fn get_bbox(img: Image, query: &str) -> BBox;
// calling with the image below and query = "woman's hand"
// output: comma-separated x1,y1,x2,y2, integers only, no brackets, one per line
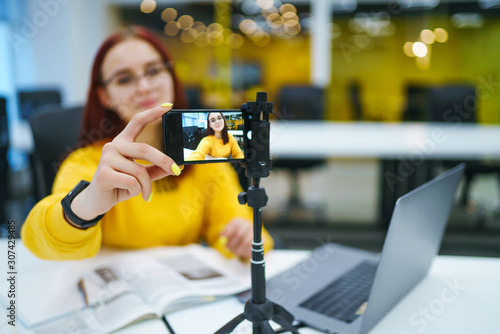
70,104,180,221
220,218,253,260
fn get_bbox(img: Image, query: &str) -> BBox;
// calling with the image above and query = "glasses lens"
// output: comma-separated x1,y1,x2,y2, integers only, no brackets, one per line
210,116,224,123
145,63,166,79
114,75,134,86
104,62,168,89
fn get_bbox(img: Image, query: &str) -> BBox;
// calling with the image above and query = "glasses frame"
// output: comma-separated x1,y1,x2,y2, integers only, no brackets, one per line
209,115,225,124
100,60,174,89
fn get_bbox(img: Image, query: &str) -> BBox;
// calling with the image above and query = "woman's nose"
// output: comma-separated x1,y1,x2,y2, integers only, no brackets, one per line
135,76,152,93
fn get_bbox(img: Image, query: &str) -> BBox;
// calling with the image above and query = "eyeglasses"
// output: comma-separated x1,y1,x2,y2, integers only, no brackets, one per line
101,61,172,90
209,115,224,124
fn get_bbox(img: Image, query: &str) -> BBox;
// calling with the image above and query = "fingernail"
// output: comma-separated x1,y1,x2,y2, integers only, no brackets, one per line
216,236,233,258
218,236,228,247
171,163,181,176
179,165,184,171
161,102,173,108
147,193,153,203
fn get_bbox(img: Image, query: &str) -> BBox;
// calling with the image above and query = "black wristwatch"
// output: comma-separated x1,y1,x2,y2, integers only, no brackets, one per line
61,180,104,229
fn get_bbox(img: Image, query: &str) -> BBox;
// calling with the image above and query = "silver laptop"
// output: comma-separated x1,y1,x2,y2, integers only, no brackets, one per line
266,163,464,334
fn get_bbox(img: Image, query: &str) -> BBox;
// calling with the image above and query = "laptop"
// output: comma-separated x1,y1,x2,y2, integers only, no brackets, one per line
266,163,465,334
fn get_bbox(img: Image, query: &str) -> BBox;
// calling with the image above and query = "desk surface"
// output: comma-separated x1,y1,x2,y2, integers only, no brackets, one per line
12,120,500,160
270,121,500,159
166,254,500,334
1,241,499,334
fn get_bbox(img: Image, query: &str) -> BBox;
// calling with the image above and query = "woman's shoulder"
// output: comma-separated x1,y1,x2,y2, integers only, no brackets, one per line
52,139,110,190
62,139,109,165
227,132,239,143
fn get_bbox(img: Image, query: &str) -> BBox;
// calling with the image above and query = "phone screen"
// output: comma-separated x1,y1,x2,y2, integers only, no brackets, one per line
163,110,245,165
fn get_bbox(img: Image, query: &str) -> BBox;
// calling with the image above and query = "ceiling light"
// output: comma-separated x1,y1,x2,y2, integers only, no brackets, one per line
412,42,428,57
434,28,448,43
420,29,435,44
161,8,177,22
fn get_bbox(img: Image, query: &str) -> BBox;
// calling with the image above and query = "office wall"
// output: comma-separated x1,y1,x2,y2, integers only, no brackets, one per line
327,15,500,123
164,35,311,108
0,20,24,170
0,22,17,120
161,12,500,124
5,1,499,123
9,0,118,106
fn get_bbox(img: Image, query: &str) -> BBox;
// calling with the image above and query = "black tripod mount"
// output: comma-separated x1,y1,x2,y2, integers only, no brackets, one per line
215,93,299,334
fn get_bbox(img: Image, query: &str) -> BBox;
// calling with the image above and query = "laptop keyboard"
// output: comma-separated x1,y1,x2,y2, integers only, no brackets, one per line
299,261,378,323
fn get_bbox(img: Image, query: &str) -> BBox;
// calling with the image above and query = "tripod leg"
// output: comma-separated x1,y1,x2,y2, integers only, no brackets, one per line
215,313,246,334
272,304,300,334
259,321,275,334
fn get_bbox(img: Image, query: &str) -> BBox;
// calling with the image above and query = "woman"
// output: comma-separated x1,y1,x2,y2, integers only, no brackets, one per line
21,26,273,260
187,112,244,161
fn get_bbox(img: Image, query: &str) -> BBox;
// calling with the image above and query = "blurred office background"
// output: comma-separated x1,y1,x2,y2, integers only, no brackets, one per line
1,0,499,255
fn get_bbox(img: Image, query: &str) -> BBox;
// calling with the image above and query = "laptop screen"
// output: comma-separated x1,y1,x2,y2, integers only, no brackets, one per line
360,164,464,333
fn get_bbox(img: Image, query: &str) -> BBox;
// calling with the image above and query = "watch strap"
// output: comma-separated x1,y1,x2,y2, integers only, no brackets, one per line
61,180,104,229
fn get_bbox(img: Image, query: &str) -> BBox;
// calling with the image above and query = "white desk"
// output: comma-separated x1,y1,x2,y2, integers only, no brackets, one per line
13,120,500,160
270,121,500,159
269,121,500,224
1,241,499,334
166,254,500,334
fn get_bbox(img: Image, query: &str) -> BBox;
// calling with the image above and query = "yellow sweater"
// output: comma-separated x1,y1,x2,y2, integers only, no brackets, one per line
187,133,244,161
21,140,273,260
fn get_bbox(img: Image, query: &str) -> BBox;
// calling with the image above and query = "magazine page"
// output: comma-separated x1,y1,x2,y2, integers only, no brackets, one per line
113,245,251,315
154,245,250,295
24,244,252,333
77,264,157,333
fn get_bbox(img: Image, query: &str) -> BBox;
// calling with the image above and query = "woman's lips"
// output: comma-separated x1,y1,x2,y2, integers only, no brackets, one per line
139,100,158,109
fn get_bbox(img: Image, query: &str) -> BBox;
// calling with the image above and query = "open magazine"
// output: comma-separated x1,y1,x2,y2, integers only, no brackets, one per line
29,245,251,334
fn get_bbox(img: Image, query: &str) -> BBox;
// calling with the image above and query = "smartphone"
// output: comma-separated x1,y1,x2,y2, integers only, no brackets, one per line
163,109,246,165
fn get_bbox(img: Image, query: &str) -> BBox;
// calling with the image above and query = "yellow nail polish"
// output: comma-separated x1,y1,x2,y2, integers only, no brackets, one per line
171,163,181,176
147,193,153,203
179,165,184,171
161,102,173,108
218,236,228,246
216,236,234,258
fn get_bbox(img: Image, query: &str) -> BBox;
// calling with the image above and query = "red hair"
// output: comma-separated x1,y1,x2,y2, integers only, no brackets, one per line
206,112,229,145
79,26,188,146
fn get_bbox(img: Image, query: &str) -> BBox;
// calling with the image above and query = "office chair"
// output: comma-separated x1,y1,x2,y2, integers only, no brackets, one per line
427,84,500,210
348,81,363,121
185,87,204,109
402,84,430,121
183,126,203,150
18,89,61,120
380,84,436,226
273,85,326,223
28,105,83,201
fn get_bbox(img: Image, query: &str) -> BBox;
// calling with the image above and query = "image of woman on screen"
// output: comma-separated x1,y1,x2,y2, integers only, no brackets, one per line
186,112,244,161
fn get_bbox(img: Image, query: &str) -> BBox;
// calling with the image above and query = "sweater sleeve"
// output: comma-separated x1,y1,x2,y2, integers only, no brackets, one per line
21,146,103,260
201,163,274,257
229,134,244,159
187,137,211,161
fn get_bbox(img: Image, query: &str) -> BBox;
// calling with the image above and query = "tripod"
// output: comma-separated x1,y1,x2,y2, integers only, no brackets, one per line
215,93,299,334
